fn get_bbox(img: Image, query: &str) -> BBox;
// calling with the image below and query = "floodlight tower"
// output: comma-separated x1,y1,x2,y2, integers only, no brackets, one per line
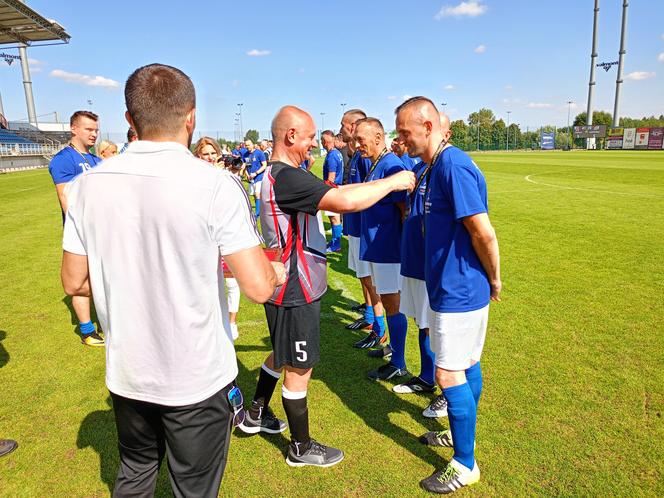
506,110,511,151
586,0,599,149
237,103,244,140
612,0,629,128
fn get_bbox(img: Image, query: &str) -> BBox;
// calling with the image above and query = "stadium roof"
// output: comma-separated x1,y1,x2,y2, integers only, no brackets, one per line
0,0,69,48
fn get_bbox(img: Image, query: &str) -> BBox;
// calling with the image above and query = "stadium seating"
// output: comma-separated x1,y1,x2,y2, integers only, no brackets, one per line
0,129,37,145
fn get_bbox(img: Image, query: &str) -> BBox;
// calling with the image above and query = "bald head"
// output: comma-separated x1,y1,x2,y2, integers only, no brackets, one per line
395,96,448,162
270,105,317,166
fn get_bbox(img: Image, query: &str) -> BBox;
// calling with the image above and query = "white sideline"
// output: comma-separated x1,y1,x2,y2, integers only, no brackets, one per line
524,172,661,198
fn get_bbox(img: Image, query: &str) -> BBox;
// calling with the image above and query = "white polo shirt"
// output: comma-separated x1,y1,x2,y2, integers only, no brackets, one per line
63,141,260,406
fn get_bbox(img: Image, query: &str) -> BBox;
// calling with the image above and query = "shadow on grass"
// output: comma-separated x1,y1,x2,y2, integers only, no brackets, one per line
77,397,172,497
316,284,448,470
0,330,8,368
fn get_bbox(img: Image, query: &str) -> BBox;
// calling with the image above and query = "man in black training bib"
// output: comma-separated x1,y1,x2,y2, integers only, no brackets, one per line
238,105,415,467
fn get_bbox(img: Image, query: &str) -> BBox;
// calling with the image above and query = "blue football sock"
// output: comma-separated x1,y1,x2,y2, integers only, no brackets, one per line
418,328,435,385
373,315,386,337
465,362,483,407
255,199,260,217
364,305,374,324
443,382,477,471
386,313,408,370
79,320,95,335
331,224,343,242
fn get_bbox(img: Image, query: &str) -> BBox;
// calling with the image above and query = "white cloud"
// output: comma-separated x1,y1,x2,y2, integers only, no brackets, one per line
658,53,664,63
527,102,553,109
444,84,455,90
387,95,397,100
27,58,44,73
246,49,270,57
625,71,655,80
402,94,413,101
49,69,119,89
435,1,487,19
474,44,486,54
504,84,513,91
502,98,521,105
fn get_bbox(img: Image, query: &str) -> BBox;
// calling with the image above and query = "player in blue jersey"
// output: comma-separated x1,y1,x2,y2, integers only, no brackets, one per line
245,139,267,217
340,109,385,338
396,97,501,494
48,110,104,347
354,118,410,382
391,136,420,171
320,130,344,252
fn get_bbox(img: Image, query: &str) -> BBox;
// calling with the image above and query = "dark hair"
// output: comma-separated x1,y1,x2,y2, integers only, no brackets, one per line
354,117,384,134
124,63,195,137
70,110,98,126
127,127,137,141
321,129,335,139
395,96,438,115
224,156,244,170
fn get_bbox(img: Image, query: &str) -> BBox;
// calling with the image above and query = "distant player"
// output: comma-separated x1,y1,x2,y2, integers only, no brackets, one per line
245,139,267,217
391,135,419,171
320,130,344,252
396,97,501,494
48,110,104,347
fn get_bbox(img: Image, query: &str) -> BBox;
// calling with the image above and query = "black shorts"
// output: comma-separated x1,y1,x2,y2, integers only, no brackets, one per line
264,299,321,369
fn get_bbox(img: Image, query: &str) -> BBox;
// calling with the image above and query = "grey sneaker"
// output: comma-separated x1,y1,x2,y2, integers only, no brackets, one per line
423,394,448,418
420,459,480,494
238,407,287,434
286,439,344,468
419,429,453,447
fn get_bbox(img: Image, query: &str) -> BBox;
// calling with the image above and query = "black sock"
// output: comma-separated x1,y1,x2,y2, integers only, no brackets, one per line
249,364,280,419
282,386,310,450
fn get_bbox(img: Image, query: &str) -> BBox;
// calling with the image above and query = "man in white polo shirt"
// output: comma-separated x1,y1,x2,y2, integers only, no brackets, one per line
60,63,284,497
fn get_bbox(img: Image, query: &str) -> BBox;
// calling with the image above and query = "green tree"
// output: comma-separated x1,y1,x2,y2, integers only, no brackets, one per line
491,119,506,150
468,108,495,150
450,119,468,149
507,123,522,149
573,111,612,127
244,129,259,143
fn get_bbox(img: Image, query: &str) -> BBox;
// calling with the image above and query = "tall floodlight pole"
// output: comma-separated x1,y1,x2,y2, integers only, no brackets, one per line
506,111,511,151
237,103,244,140
340,102,347,120
612,0,628,128
319,112,326,151
567,101,574,149
18,1,38,127
477,121,480,151
586,0,599,149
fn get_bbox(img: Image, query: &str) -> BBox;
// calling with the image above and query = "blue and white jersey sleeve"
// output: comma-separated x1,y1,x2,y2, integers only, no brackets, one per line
442,150,488,220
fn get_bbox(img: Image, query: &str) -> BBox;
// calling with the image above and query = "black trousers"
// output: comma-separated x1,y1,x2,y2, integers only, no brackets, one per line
110,383,234,498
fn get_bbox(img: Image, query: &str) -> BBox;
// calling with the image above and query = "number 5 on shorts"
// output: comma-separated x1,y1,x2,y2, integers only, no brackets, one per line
295,341,307,362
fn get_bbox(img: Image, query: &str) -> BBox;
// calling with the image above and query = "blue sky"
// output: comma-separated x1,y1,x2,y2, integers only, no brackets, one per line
0,0,662,139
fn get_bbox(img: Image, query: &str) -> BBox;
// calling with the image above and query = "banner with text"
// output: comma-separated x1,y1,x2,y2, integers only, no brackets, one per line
540,131,555,150
647,127,663,149
607,128,624,150
622,128,636,149
635,128,650,149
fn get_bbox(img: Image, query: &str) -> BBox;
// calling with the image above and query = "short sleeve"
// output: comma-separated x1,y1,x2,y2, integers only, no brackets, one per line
62,206,87,255
257,150,266,162
443,160,487,220
49,153,77,185
386,160,407,203
273,166,332,216
210,173,262,255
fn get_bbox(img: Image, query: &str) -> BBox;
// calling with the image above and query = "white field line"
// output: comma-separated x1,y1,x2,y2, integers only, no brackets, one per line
524,172,662,198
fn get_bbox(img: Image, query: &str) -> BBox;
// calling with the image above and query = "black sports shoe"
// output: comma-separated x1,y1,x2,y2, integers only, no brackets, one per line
286,439,344,468
367,344,393,359
0,439,18,457
353,331,387,349
419,429,453,447
367,363,409,381
393,376,436,394
350,303,366,313
238,407,287,434
423,394,449,418
420,459,480,494
345,318,371,330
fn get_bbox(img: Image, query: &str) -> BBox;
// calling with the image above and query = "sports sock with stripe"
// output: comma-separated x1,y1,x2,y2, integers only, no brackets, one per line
249,363,281,419
386,312,408,370
331,224,342,243
364,305,374,324
465,362,483,407
282,386,311,450
373,314,386,337
79,321,95,336
443,382,477,471
418,328,435,385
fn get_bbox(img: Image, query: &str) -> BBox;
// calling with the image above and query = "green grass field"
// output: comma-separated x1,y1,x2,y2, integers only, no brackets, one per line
1,150,663,497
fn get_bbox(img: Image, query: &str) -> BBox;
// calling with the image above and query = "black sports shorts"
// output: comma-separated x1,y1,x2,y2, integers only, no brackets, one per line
264,299,321,369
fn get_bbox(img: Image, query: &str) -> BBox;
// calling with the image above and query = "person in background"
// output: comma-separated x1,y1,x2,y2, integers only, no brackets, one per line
119,127,138,153
48,110,104,347
97,140,118,159
320,130,344,252
194,137,242,340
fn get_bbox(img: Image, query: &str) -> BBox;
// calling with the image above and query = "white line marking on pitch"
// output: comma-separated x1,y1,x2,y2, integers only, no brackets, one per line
524,172,662,198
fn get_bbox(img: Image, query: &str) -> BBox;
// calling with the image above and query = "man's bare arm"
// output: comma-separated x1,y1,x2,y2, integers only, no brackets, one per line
224,246,285,303
61,251,91,297
318,170,415,214
462,213,501,301
55,183,68,213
